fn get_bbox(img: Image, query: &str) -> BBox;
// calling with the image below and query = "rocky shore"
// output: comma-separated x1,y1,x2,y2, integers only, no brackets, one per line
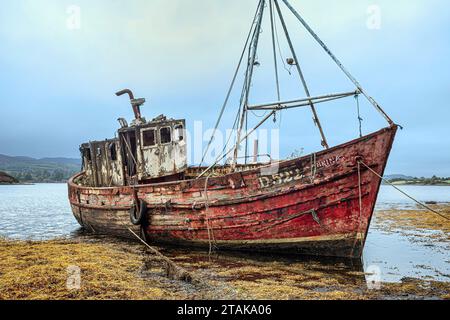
0,172,18,185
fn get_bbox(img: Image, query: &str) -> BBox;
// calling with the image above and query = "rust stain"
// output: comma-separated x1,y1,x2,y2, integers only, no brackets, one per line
69,126,398,259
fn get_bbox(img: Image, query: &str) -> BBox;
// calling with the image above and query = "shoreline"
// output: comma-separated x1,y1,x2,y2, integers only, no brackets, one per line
382,183,450,187
0,204,448,300
0,182,67,186
0,236,448,300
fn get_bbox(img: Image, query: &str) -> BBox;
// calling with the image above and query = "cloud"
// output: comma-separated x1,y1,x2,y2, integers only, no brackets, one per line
1,0,449,175
0,0,434,93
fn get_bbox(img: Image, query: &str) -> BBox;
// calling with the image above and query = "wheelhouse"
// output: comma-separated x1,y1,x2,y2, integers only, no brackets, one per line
80,98,187,187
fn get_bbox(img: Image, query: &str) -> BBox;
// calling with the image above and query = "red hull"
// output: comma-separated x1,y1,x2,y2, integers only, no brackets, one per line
68,126,397,258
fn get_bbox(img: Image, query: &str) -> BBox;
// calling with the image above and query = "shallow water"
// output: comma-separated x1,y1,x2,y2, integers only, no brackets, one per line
364,220,449,282
0,184,80,240
376,185,450,210
0,183,448,284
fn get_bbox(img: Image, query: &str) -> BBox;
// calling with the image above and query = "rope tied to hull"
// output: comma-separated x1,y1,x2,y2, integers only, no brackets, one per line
116,191,196,283
127,228,194,283
359,160,450,221
204,174,218,257
350,161,365,258
310,153,317,183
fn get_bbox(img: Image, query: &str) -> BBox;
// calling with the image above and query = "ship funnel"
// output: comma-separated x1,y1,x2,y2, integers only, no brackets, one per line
115,89,145,120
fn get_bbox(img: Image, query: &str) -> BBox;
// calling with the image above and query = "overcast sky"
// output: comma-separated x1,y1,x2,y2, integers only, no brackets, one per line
0,0,449,176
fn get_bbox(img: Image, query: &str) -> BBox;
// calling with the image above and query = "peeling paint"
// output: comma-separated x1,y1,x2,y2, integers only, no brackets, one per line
69,126,398,258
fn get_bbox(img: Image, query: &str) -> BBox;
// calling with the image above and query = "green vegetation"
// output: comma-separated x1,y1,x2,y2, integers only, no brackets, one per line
385,175,450,186
0,154,81,183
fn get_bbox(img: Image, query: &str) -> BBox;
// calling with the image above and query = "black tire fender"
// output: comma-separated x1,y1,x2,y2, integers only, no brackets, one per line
130,199,147,225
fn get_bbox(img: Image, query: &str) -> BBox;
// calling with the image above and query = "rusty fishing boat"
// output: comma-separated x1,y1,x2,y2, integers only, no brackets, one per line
68,0,398,258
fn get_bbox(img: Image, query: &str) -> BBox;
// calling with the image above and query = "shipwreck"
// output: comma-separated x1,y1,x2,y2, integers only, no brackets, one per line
68,0,398,258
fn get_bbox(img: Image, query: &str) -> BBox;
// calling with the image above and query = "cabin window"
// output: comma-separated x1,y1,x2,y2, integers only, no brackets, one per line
142,129,156,147
174,125,184,142
160,127,172,144
109,143,117,161
83,148,91,161
96,147,102,157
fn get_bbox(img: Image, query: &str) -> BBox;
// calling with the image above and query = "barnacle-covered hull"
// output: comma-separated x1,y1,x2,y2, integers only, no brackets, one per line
69,126,397,258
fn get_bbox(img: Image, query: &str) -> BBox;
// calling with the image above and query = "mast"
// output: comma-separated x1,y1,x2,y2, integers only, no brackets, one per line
232,0,266,169
200,0,395,178
269,0,281,102
199,2,263,167
273,0,329,149
280,0,394,125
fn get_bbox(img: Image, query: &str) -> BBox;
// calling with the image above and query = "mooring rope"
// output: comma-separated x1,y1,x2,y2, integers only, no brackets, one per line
127,228,194,283
359,161,450,221
310,153,317,183
114,197,195,283
357,162,364,241
350,162,365,257
204,174,217,256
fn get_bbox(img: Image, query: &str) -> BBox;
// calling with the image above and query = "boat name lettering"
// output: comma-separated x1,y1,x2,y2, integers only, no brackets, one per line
316,155,346,169
259,169,305,188
258,155,346,188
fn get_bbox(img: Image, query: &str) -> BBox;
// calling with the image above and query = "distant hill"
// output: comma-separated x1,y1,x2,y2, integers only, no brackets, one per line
384,174,416,181
0,154,81,183
384,173,450,186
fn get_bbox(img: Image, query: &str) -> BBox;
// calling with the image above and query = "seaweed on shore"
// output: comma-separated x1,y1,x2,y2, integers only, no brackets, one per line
0,204,449,300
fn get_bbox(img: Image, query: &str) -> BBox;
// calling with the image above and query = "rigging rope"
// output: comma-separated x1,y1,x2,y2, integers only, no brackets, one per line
269,0,281,102
357,162,364,243
281,0,394,125
245,108,249,163
350,162,365,257
204,174,217,256
269,0,280,124
273,0,329,149
355,94,363,138
250,109,269,118
272,0,292,75
199,1,262,167
359,161,450,221
233,0,266,168
219,104,242,165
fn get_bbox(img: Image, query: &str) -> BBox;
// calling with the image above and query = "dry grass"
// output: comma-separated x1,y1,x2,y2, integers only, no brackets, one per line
224,271,450,300
0,239,178,300
1,238,448,300
1,204,449,300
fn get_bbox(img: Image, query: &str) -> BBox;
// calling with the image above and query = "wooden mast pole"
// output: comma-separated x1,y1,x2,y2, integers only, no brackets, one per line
232,0,266,169
269,0,281,102
281,0,394,125
273,0,329,149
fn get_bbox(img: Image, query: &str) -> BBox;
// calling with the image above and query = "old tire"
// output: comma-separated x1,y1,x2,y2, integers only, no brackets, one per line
130,199,147,225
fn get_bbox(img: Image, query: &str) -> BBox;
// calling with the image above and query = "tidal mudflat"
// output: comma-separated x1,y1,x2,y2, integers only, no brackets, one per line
0,204,448,300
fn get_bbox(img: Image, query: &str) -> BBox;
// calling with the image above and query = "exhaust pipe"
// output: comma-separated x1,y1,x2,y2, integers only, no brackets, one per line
115,89,145,120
